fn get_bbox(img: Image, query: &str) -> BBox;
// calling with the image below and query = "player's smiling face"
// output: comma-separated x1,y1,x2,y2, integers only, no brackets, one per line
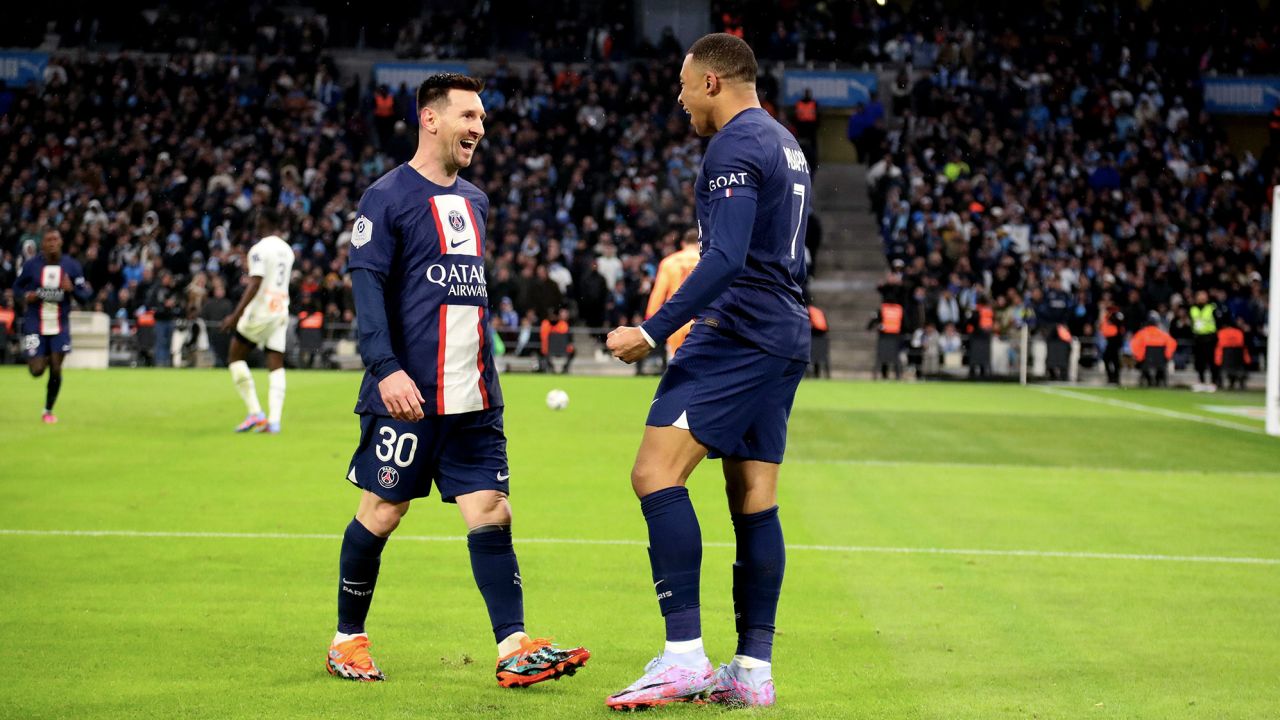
678,54,714,137
428,89,486,170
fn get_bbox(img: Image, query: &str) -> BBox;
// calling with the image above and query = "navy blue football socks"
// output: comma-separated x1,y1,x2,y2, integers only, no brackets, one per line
640,486,703,642
337,517,388,634
467,524,526,643
45,371,62,412
731,505,785,662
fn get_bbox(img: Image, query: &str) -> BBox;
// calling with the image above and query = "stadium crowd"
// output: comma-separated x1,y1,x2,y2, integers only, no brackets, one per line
3,1,1275,381
715,0,1279,76
857,0,1275,381
0,44,710,366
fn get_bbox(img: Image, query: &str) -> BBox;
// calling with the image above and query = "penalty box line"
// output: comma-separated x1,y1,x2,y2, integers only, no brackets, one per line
1,528,1277,566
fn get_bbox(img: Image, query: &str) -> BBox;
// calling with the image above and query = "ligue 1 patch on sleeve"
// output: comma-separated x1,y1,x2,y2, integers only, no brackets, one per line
351,215,374,248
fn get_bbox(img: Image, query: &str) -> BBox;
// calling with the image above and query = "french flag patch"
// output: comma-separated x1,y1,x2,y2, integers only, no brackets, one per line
724,188,733,198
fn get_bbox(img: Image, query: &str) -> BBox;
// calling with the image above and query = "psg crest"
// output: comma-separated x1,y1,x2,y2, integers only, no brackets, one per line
447,209,466,232
377,465,399,488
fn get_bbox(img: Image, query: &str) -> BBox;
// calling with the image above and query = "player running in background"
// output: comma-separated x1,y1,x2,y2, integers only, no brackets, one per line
13,229,92,423
645,228,701,358
326,73,589,687
605,33,811,710
220,210,294,434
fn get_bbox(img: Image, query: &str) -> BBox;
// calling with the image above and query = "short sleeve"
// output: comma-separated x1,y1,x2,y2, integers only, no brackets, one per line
247,243,266,278
347,189,397,275
702,132,762,202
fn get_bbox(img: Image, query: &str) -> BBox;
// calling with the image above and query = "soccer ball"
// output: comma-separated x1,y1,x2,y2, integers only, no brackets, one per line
545,389,569,411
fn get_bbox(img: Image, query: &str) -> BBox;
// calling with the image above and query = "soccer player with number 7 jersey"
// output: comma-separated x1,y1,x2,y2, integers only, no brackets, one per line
325,73,589,687
605,33,812,710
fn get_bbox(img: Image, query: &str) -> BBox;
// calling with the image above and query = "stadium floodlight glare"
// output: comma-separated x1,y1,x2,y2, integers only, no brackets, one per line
1267,186,1280,436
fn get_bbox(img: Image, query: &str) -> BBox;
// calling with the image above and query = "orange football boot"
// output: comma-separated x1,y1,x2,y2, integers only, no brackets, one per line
326,635,385,681
495,636,590,688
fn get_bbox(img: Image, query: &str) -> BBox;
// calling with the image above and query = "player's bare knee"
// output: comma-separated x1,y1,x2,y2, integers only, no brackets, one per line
359,500,408,537
475,500,512,528
631,461,680,498
460,491,512,528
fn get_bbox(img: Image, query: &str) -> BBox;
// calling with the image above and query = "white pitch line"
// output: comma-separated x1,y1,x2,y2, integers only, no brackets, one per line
1034,386,1268,435
1,528,1276,566
790,457,1280,478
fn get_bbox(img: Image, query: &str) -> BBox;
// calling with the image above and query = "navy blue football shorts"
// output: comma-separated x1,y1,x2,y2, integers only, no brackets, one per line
23,330,71,359
646,325,806,464
346,407,510,503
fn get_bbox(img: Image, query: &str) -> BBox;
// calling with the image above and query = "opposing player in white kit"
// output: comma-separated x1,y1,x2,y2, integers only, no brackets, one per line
221,209,295,434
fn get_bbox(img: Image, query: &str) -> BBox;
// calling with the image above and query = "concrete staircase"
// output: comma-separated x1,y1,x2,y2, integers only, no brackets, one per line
810,163,884,377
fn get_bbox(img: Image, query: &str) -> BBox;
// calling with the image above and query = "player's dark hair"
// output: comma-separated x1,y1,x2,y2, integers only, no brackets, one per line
416,73,484,113
257,208,281,235
687,33,757,85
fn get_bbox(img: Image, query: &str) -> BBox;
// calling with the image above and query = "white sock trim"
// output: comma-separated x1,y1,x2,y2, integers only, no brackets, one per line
333,631,367,644
664,638,705,655
732,654,771,669
497,631,529,657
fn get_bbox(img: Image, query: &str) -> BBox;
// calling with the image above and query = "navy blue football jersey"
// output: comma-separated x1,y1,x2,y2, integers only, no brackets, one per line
694,108,811,361
13,256,88,336
348,164,502,415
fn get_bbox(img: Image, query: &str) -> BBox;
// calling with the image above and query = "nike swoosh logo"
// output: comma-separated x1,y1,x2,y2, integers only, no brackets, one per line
343,579,368,585
654,579,665,588
450,238,469,248
496,472,510,482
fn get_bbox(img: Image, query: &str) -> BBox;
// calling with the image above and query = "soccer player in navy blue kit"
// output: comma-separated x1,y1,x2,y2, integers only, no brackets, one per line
325,74,589,686
605,34,810,709
13,229,92,424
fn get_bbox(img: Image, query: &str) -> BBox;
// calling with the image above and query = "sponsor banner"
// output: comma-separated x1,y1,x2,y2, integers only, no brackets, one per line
0,51,49,87
782,69,878,108
373,62,469,91
1202,76,1280,115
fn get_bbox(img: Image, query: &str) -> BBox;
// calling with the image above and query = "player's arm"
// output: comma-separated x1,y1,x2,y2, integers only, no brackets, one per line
609,138,759,363
644,196,754,338
66,262,92,304
14,264,36,305
220,274,262,332
348,190,424,421
609,196,755,363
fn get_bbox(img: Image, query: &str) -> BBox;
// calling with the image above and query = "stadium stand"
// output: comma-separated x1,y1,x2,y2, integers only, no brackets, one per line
2,0,1274,382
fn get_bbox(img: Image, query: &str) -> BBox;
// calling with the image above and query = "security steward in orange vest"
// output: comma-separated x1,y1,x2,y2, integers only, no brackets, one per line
965,296,995,378
868,301,904,379
793,88,819,149
539,306,575,374
1130,312,1176,387
1215,320,1251,390
1098,293,1126,385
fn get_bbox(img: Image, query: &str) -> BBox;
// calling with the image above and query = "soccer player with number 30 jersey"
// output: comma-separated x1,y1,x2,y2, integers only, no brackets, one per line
605,34,811,710
325,73,589,687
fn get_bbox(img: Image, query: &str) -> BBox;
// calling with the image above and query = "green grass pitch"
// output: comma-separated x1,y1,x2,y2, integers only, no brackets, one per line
3,367,1279,719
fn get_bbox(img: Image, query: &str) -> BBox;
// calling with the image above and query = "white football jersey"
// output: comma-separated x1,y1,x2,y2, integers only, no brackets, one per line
244,235,294,320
